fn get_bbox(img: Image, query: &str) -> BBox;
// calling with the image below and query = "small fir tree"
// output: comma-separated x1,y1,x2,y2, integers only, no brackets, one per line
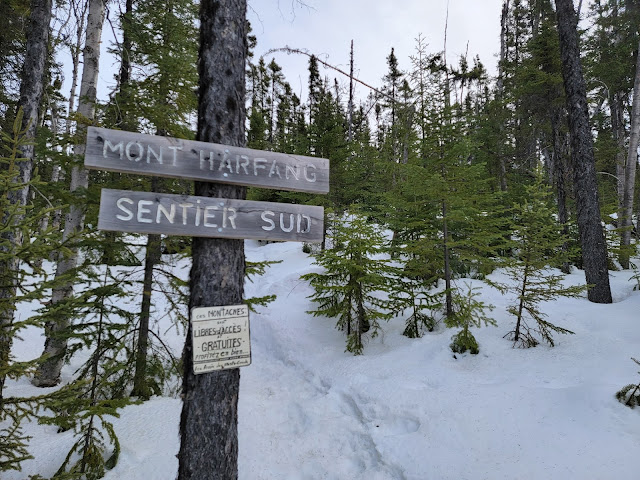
302,210,392,354
491,168,586,347
446,284,496,355
384,164,444,337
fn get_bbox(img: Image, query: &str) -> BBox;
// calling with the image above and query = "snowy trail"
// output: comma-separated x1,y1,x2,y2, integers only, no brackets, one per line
5,241,640,479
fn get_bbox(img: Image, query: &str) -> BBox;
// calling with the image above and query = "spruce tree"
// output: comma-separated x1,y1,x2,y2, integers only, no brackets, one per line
491,167,586,347
302,210,392,354
446,284,496,355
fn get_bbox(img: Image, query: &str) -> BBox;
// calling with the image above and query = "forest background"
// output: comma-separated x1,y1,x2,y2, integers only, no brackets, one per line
1,0,640,477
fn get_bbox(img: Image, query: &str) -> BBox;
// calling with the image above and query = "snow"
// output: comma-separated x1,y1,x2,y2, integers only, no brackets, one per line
4,240,640,479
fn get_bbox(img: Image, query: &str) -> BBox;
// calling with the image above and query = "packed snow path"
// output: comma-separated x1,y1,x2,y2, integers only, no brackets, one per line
5,241,640,479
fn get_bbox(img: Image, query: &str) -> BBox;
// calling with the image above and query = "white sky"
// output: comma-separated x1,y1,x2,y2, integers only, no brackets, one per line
248,0,504,102
82,0,504,108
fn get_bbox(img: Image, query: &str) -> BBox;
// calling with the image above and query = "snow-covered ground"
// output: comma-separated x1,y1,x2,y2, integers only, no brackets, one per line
5,240,640,479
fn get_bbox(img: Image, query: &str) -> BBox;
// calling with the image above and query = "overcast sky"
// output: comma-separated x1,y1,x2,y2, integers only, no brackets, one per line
85,0,505,107
248,0,505,102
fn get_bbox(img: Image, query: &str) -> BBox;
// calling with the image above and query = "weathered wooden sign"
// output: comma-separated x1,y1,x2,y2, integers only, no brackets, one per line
191,305,251,373
85,126,329,194
98,188,324,243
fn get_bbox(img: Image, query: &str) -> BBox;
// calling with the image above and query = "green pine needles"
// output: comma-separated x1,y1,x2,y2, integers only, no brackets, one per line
616,357,640,409
302,210,392,355
446,284,496,355
491,168,586,347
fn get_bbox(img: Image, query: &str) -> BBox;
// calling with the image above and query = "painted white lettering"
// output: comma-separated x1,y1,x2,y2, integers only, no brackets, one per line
200,150,214,170
236,155,250,174
280,213,295,232
103,140,124,160
115,197,134,221
219,151,233,173
156,203,176,224
195,200,202,227
137,200,154,223
223,207,237,229
297,214,311,233
179,203,193,225
285,164,300,180
254,158,267,176
203,206,219,227
146,145,163,164
304,164,317,182
167,145,182,166
261,210,275,231
126,141,144,162
268,159,282,178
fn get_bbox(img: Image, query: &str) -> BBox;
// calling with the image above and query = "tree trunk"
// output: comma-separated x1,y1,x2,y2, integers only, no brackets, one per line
442,201,453,319
551,109,571,273
48,0,89,237
177,1,247,478
620,39,640,270
497,1,510,192
347,40,354,144
555,0,612,303
131,176,162,399
33,0,105,387
0,0,52,399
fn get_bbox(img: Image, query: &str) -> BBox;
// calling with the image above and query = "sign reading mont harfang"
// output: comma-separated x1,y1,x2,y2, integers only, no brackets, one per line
85,126,329,193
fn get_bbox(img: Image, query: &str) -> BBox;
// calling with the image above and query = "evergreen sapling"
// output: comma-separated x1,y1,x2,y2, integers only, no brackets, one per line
302,210,392,354
491,168,586,347
446,283,496,355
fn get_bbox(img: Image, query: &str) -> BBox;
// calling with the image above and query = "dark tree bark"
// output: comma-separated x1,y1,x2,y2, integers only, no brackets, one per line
177,1,247,478
131,179,162,400
496,0,509,192
0,0,52,399
550,109,571,274
555,0,612,303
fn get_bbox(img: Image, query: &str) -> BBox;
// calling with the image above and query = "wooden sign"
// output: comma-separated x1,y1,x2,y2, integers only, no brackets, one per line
191,305,251,373
85,126,329,194
98,188,324,243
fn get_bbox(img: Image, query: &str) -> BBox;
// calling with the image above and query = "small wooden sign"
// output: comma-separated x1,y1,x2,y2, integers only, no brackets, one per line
191,305,251,373
97,188,324,243
85,126,329,194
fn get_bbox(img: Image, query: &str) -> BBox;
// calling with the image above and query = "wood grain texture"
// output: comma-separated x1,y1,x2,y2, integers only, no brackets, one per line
98,188,324,243
85,126,329,193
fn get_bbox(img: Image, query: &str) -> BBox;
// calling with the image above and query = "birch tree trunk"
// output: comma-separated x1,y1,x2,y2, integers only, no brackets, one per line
0,0,52,399
178,0,247,478
619,39,640,270
555,0,612,303
49,0,89,236
32,0,105,387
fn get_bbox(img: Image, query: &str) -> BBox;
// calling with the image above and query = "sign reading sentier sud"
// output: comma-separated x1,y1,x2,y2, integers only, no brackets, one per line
98,188,324,243
86,127,329,373
191,305,251,374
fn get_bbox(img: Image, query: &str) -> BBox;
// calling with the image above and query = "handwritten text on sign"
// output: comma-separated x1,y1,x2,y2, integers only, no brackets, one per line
84,126,329,194
97,188,324,243
191,305,251,373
